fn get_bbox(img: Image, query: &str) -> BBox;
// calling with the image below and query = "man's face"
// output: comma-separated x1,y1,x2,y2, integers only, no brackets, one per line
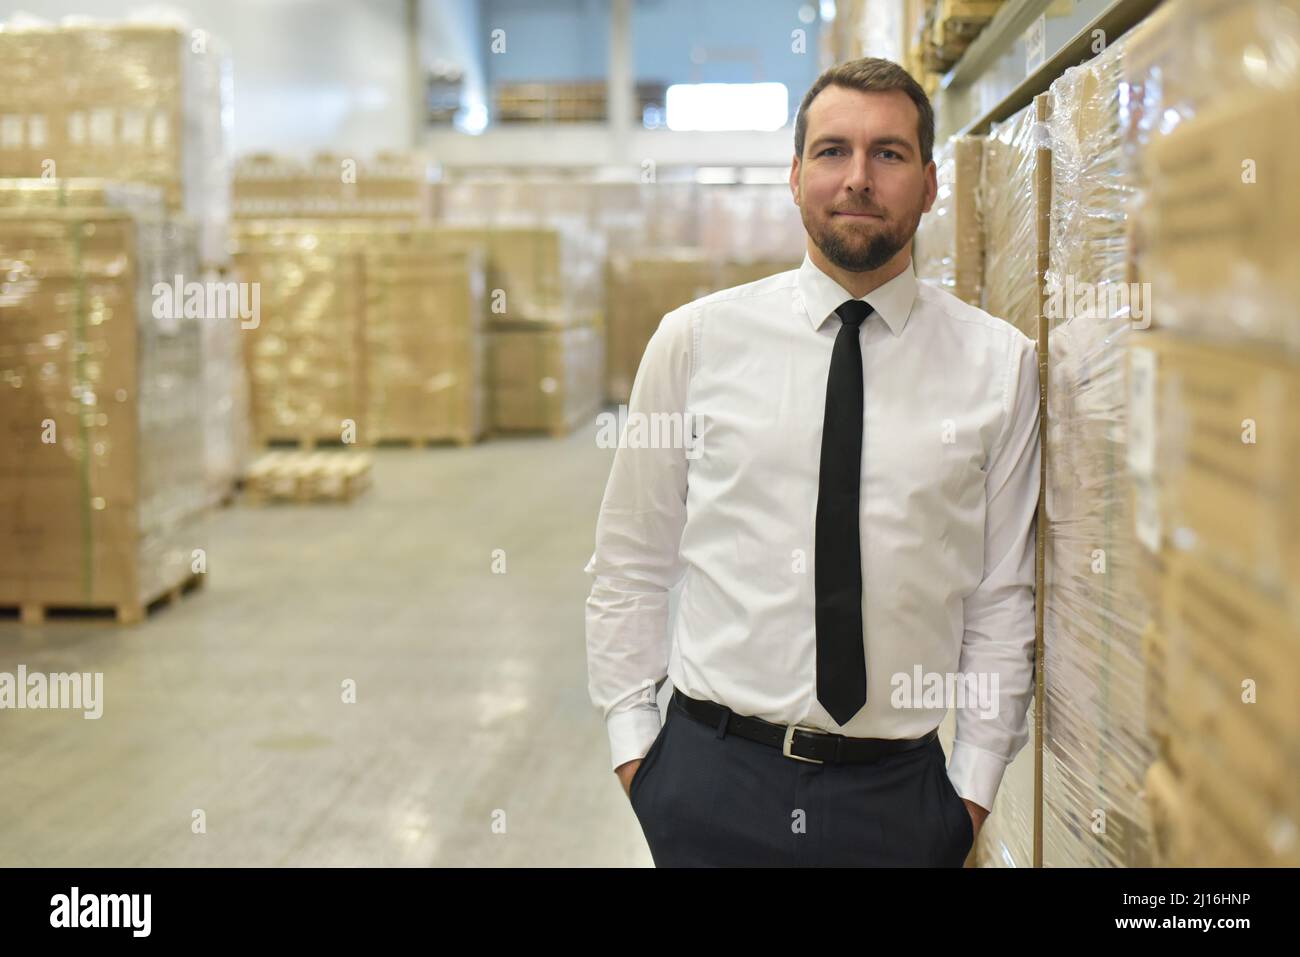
790,85,937,273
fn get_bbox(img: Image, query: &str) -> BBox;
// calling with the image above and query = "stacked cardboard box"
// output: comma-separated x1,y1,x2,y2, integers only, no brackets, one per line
493,81,607,123
915,136,983,307
1121,0,1300,867
233,224,369,446
980,97,1050,342
233,152,432,220
365,246,486,445
0,19,231,264
423,225,604,435
968,95,1051,868
924,0,1005,73
697,185,806,262
426,225,601,329
0,17,243,507
0,179,206,623
487,324,604,436
232,223,487,447
1040,36,1155,869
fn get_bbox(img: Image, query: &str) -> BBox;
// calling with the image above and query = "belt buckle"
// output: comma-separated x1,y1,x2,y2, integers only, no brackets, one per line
782,724,825,764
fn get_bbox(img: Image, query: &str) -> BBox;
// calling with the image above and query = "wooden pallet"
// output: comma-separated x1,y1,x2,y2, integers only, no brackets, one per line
367,434,478,449
244,451,373,504
262,435,356,451
3,573,206,626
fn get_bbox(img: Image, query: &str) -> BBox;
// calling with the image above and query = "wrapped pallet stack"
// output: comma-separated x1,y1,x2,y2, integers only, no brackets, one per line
1042,34,1154,868
0,16,243,510
233,223,369,447
980,96,1050,343
1122,0,1300,867
428,225,604,436
233,152,432,220
364,244,486,446
915,135,983,307
964,95,1051,869
232,222,487,448
0,180,206,623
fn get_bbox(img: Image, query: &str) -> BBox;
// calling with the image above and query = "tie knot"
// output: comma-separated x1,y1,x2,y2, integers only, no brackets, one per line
834,299,873,327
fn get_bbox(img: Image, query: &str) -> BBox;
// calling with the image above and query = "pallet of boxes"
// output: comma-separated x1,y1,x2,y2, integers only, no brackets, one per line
428,227,604,438
0,181,208,624
924,0,1005,75
0,18,235,623
914,134,984,308
961,93,1051,868
429,178,613,436
1121,0,1300,867
231,218,487,486
1040,33,1156,869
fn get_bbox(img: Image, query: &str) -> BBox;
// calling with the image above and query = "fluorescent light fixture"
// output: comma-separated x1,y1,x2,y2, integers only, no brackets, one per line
456,102,488,135
695,166,737,184
740,166,792,185
665,83,788,132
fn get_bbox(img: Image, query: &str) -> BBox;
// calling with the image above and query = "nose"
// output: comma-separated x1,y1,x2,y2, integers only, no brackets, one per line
843,149,872,194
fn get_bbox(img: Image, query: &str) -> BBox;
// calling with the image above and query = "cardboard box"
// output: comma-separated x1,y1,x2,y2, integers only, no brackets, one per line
233,152,432,221
0,20,231,265
1140,85,1300,349
1144,549,1300,865
364,248,486,444
916,135,983,306
1127,333,1300,593
488,324,604,436
232,222,488,447
0,180,206,620
980,97,1050,341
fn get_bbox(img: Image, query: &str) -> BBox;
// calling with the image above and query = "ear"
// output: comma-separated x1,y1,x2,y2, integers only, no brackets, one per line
920,159,938,214
789,154,801,205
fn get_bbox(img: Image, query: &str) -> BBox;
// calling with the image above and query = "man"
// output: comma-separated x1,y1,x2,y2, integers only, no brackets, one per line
584,57,1039,867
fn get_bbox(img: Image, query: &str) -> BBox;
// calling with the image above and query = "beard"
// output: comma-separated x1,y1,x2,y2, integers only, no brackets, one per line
804,201,923,273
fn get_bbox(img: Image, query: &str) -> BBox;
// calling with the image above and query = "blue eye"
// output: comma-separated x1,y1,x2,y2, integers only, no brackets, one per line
818,147,842,157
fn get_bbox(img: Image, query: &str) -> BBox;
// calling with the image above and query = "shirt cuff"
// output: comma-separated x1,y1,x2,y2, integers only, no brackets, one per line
947,739,1010,812
607,703,664,771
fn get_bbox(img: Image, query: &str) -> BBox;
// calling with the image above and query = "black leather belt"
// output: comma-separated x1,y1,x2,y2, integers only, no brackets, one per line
671,688,937,765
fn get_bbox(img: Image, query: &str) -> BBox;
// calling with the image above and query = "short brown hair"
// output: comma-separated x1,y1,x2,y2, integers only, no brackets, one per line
794,57,935,166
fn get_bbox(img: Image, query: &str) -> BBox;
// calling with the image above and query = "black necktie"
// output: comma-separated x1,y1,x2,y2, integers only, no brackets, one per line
815,298,873,726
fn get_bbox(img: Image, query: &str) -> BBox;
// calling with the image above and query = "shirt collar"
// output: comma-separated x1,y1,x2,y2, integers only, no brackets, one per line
796,250,918,337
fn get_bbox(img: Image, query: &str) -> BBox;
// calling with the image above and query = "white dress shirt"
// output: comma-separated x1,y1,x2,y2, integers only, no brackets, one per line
584,250,1039,811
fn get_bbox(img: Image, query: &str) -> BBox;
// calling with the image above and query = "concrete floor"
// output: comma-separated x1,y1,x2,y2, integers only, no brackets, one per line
0,415,655,866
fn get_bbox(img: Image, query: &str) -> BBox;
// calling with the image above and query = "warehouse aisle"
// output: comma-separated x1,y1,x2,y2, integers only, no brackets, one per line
0,417,651,867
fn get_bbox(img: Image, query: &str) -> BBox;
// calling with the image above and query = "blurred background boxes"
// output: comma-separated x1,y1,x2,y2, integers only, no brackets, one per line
232,222,488,448
233,152,433,221
0,178,206,622
1039,34,1154,870
488,322,604,436
0,20,231,266
914,135,983,306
